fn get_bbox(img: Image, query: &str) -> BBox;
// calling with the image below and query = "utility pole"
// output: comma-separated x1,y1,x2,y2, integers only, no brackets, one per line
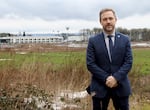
66,27,69,49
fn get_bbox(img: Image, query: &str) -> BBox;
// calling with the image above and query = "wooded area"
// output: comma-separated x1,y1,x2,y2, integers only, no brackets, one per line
0,27,150,42
81,27,150,41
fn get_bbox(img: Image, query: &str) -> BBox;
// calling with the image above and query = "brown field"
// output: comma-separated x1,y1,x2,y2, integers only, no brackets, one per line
0,43,150,110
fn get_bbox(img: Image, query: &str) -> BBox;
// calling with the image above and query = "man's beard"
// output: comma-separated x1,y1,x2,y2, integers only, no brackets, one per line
103,25,115,34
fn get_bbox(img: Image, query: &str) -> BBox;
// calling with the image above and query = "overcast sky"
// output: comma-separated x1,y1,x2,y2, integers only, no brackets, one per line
0,0,150,33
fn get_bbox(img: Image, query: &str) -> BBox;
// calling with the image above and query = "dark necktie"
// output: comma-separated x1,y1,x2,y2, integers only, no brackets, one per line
108,35,113,61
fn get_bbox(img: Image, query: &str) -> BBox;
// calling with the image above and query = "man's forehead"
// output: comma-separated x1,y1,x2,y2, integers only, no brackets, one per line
101,11,114,18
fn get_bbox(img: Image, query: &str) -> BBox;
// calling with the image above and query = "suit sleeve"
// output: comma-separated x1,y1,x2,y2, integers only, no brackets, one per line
113,37,133,83
86,37,109,83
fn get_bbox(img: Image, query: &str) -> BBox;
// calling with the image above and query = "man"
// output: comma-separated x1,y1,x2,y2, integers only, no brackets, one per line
86,8,133,110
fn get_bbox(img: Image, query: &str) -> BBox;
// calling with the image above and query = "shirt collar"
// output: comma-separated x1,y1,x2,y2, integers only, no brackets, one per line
103,30,115,39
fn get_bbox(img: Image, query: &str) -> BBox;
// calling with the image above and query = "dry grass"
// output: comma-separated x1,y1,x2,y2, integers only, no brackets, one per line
0,44,150,109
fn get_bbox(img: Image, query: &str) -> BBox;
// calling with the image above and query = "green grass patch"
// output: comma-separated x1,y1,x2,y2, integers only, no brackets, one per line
0,48,150,76
132,48,150,75
0,51,86,72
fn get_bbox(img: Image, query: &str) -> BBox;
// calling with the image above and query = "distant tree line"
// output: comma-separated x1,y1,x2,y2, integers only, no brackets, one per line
0,28,150,41
0,33,12,37
81,27,150,41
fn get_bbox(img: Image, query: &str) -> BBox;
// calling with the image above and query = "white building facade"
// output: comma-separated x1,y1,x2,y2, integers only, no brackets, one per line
0,36,64,44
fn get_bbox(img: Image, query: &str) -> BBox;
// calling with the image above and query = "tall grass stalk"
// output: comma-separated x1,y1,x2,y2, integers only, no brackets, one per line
0,48,150,109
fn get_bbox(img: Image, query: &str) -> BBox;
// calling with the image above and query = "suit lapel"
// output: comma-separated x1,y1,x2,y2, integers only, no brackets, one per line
111,33,121,61
99,33,110,61
114,32,121,49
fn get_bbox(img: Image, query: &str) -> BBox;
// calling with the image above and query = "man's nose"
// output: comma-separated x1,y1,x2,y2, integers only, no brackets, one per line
106,19,111,23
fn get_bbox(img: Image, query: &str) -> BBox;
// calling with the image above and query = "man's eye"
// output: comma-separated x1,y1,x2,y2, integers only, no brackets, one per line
103,18,107,21
109,18,113,20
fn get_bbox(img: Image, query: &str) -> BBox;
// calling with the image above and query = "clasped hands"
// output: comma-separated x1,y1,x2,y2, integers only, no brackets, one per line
106,76,118,88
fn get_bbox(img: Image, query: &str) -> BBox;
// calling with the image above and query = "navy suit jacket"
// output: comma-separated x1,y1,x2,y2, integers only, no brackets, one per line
86,32,133,98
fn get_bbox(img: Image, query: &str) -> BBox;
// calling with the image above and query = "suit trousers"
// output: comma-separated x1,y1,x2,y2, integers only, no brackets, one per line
92,90,129,110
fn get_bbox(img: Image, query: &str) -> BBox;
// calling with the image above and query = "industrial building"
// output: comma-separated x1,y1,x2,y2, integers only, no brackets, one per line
0,36,63,44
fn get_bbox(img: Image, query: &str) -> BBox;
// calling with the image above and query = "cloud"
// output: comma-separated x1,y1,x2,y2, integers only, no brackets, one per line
1,0,149,20
117,13,150,29
1,0,99,20
0,0,149,32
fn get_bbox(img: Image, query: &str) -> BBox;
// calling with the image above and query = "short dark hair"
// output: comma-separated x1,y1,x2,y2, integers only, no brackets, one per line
99,8,116,21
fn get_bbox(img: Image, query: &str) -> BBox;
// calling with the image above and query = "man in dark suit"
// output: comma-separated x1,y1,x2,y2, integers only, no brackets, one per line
86,8,133,110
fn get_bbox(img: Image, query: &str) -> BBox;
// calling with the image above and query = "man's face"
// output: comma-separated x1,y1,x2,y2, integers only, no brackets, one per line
100,11,117,34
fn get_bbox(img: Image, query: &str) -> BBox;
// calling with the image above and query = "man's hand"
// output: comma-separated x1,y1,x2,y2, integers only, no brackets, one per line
106,76,118,88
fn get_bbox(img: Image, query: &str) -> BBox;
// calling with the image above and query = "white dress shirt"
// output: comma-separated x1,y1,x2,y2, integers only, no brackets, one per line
103,31,115,61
